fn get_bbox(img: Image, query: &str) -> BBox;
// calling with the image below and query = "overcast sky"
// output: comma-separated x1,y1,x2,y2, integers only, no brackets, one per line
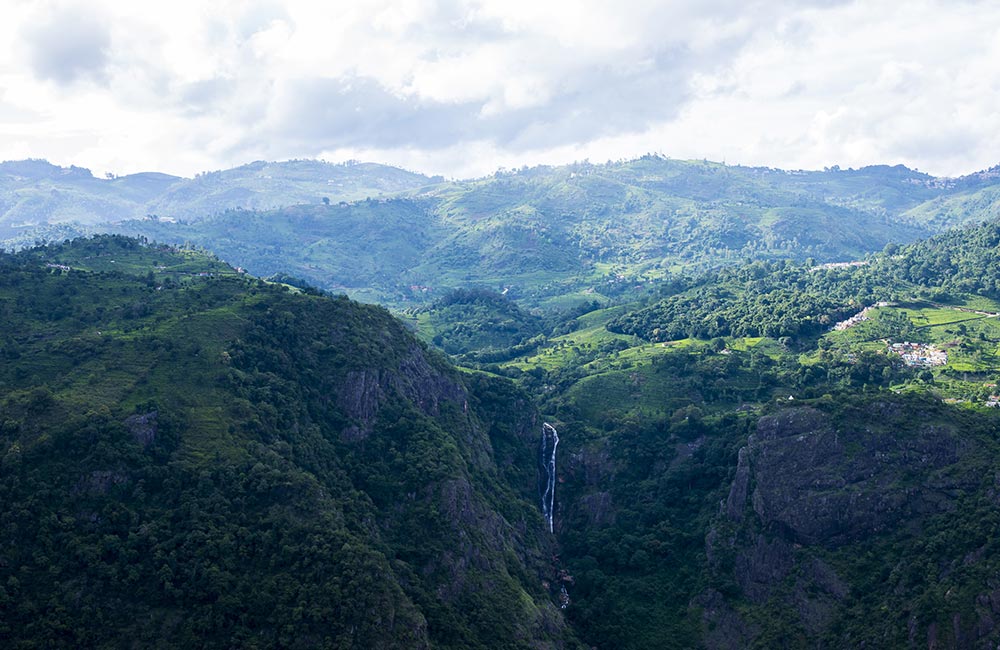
1,0,998,179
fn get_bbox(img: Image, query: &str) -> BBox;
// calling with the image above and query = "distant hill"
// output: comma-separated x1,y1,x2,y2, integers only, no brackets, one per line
8,155,1000,309
146,159,439,219
107,156,966,308
0,158,438,234
0,160,176,232
902,166,1000,229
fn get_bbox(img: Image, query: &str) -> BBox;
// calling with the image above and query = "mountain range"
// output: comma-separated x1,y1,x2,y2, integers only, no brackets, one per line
7,156,1000,309
8,155,1000,648
0,158,436,233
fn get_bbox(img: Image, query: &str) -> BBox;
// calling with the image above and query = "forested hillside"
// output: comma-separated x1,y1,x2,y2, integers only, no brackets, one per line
420,217,1000,648
11,170,1000,649
105,156,957,308
0,236,579,649
11,155,1000,309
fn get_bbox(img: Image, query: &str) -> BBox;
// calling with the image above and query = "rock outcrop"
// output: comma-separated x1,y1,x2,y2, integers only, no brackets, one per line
701,399,997,648
725,404,970,547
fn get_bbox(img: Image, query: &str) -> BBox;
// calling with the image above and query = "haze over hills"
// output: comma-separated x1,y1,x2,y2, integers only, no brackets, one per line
114,156,999,308
0,158,437,235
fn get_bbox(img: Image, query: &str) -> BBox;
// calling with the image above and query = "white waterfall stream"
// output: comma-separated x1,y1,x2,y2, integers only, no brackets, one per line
541,422,559,533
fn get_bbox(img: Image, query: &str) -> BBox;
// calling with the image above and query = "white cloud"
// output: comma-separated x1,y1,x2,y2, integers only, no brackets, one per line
0,0,997,178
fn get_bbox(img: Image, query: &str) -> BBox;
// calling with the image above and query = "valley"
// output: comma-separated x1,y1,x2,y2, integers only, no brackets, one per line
6,1,998,647
6,158,1000,648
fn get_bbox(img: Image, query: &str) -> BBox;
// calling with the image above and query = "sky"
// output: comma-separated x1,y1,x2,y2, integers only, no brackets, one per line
1,0,999,179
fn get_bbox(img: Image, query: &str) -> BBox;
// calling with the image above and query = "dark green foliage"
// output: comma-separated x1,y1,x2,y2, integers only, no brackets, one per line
608,220,1000,343
606,260,866,341
0,237,578,649
867,220,1000,298
421,288,546,360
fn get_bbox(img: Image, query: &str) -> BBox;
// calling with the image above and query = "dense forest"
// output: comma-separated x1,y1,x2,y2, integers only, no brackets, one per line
11,188,1000,648
12,155,1000,309
608,220,1000,343
0,236,580,649
414,217,1000,648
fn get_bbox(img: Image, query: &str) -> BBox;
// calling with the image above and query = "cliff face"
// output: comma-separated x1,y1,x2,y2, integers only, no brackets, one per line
702,398,1000,648
726,405,969,546
215,295,581,648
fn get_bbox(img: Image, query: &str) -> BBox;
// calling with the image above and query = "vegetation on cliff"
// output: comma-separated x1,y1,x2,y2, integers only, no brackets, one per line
0,236,579,649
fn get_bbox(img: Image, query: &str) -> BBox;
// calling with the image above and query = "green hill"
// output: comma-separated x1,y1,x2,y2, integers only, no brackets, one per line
437,217,1000,649
147,160,438,219
0,236,579,649
102,156,973,310
13,156,1000,311
409,288,547,362
0,159,436,235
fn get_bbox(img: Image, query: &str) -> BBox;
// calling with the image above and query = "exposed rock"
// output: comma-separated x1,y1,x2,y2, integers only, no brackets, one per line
579,491,615,527
124,411,157,448
725,447,750,521
338,346,468,442
694,589,760,650
734,534,794,604
791,558,849,634
972,575,1000,645
567,442,613,487
706,401,982,647
804,556,849,600
437,477,479,532
389,346,466,416
731,406,968,547
338,368,384,439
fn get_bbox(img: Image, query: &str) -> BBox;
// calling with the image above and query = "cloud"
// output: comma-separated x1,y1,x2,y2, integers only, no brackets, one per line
230,0,796,160
23,4,111,85
247,43,693,158
0,0,998,178
256,76,476,153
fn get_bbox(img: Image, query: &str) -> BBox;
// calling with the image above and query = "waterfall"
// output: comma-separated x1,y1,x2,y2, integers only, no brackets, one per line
541,422,559,533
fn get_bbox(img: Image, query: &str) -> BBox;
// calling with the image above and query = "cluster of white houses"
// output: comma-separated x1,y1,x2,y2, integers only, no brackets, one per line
887,342,948,367
832,302,891,331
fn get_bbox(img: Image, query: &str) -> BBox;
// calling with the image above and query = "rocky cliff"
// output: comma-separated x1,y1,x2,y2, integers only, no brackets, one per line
702,397,1000,648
